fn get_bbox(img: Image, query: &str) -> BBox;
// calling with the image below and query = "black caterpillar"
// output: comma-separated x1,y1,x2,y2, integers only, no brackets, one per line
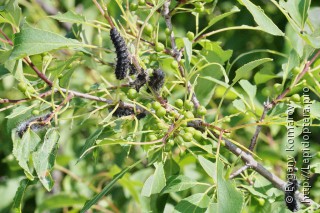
109,105,146,119
16,113,50,138
130,69,147,92
129,63,137,75
285,178,299,212
148,69,165,93
110,27,130,80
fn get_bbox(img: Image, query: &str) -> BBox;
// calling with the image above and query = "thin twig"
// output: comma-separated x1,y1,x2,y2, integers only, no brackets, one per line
248,50,320,152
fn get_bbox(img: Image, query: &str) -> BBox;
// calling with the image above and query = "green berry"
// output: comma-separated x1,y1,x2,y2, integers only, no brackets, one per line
130,3,138,11
168,139,175,147
184,100,194,110
157,122,167,130
292,67,300,75
127,88,138,100
317,152,320,158
165,28,171,36
193,130,202,141
257,198,265,206
138,0,146,6
150,53,158,61
185,127,195,134
155,42,165,52
156,107,167,117
184,111,194,119
175,99,184,108
274,83,282,92
17,82,27,93
182,132,193,142
148,134,157,141
290,94,300,102
171,60,179,69
196,105,207,116
187,31,195,41
32,109,40,115
146,103,152,109
145,24,153,36
152,101,162,110
194,3,204,13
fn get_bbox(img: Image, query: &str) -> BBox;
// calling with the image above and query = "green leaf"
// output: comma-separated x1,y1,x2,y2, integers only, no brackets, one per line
51,11,86,24
142,162,166,197
238,0,284,36
38,194,87,212
80,160,141,212
10,25,83,60
206,6,240,29
78,128,104,162
241,185,268,199
198,156,216,182
279,0,311,29
233,58,273,83
161,175,197,194
183,38,192,67
6,105,34,119
239,80,256,109
282,50,300,86
0,0,21,27
254,67,278,85
32,129,60,191
12,179,33,213
217,160,244,213
173,193,211,213
232,99,246,113
198,40,233,63
12,129,41,180
310,102,320,119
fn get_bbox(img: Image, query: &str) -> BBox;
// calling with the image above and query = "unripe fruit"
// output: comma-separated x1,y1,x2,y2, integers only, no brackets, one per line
168,139,175,147
184,111,194,119
171,60,179,69
273,83,282,93
175,99,184,108
196,105,207,116
182,132,193,142
157,122,167,130
292,67,300,75
145,24,153,36
155,42,165,52
148,134,157,141
187,31,195,41
152,101,161,110
193,130,202,141
184,100,194,110
150,53,158,61
185,127,195,134
127,88,138,100
290,94,300,102
17,82,27,93
257,198,265,206
165,28,171,36
32,109,40,115
156,107,166,117
138,0,146,6
130,3,138,11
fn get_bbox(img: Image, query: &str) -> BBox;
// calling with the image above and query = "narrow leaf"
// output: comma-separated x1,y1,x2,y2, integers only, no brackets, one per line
239,0,284,36
12,179,33,213
233,58,273,83
279,0,311,28
78,128,104,162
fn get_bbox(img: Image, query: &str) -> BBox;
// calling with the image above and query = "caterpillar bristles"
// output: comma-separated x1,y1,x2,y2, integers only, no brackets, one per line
148,69,165,93
16,113,51,138
110,27,130,80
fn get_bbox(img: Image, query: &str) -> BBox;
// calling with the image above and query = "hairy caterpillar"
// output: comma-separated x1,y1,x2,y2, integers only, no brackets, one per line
129,63,137,75
285,178,299,212
132,69,147,92
16,113,50,138
110,28,130,80
109,105,146,119
148,69,165,93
